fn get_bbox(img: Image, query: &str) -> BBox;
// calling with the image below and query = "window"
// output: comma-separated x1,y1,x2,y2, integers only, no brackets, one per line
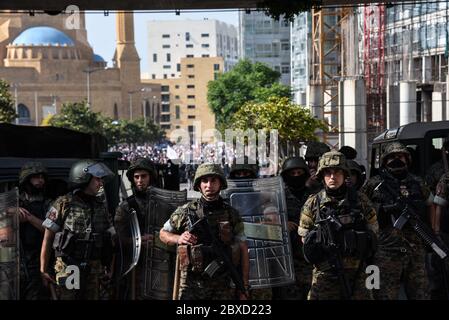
161,114,171,122
18,103,30,124
171,74,175,77
162,44,170,49
151,74,156,79
163,74,167,79
162,104,170,112
175,125,180,129
166,53,171,62
162,34,170,38
185,32,190,41
188,75,195,79
186,54,194,58
187,85,195,89
153,53,157,62
202,54,210,57
161,94,170,102
201,44,209,48
113,103,118,120
175,85,180,89
176,106,180,119
187,95,195,99
281,66,290,74
187,105,195,109
187,64,194,68
161,124,171,130
213,64,220,71
186,44,194,48
161,85,169,91
175,95,180,99
188,115,196,119
177,63,181,72
201,33,209,37
281,42,290,51
163,65,171,69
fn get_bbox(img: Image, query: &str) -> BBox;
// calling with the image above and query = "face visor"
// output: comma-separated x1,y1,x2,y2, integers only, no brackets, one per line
83,162,114,182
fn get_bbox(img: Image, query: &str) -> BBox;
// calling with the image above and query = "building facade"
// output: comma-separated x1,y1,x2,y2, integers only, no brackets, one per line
238,11,291,85
146,19,238,79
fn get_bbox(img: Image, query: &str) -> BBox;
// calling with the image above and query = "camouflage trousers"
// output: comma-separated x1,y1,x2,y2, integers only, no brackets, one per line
177,270,235,300
272,254,313,300
250,288,272,300
308,264,372,300
373,243,429,300
54,258,110,300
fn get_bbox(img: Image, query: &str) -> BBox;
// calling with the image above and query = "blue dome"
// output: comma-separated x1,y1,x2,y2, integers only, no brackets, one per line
93,53,105,62
12,26,75,46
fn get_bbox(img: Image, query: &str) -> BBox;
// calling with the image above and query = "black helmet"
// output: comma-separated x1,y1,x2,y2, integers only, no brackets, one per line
305,141,331,160
126,158,157,184
69,160,114,189
229,156,258,179
280,157,310,178
338,146,357,160
19,162,47,186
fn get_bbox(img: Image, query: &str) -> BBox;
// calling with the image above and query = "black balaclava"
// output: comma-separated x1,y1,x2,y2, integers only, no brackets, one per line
385,157,408,180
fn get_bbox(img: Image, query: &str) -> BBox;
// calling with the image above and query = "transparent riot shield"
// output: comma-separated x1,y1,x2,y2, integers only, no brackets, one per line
221,177,295,289
116,208,142,278
0,188,19,300
142,187,187,300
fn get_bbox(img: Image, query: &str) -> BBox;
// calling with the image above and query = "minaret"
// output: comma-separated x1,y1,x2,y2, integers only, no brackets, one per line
115,11,141,119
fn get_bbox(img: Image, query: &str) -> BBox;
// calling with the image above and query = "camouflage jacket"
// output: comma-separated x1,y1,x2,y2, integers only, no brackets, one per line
361,170,433,246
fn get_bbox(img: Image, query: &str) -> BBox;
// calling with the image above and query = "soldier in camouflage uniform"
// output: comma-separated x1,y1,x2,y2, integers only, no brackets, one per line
430,172,449,299
17,162,52,299
272,157,312,300
299,151,378,300
160,164,250,300
425,140,449,194
40,160,116,300
304,141,330,194
361,142,434,300
114,158,160,299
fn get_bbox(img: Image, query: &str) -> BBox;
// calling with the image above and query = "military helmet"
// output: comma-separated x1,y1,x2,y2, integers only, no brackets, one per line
69,159,114,189
316,151,350,178
280,157,310,177
338,146,357,160
380,142,411,166
19,162,48,186
346,159,362,175
305,141,331,160
229,156,258,179
126,158,157,183
193,163,227,191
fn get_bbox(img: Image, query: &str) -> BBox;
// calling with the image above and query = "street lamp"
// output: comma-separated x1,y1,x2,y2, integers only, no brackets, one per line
129,87,152,121
140,87,152,125
83,67,103,107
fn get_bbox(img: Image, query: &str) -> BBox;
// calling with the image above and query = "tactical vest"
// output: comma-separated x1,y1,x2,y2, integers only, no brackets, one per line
19,192,50,252
303,189,375,264
178,199,240,276
371,171,427,230
53,192,112,264
284,187,309,256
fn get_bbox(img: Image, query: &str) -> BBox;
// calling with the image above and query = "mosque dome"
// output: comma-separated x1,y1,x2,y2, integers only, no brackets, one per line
12,26,75,46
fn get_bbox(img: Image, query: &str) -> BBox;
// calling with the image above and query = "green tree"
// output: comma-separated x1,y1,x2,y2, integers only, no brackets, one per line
0,79,18,123
49,101,104,134
207,59,290,130
103,118,165,146
231,96,328,158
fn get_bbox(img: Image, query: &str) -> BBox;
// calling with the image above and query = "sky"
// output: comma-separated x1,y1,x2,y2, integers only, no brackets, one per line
85,10,239,76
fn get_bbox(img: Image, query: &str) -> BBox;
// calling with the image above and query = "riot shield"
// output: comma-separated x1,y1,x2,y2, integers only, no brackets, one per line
116,208,142,278
221,177,295,289
141,186,187,300
0,189,19,300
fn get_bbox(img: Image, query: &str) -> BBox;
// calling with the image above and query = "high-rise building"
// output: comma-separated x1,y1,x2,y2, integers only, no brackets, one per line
238,11,291,85
146,19,238,79
290,13,310,104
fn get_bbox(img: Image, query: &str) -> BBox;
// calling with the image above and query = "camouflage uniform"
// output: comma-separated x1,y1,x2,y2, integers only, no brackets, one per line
42,160,115,300
273,157,312,300
430,173,449,299
361,142,433,300
163,164,247,300
299,151,378,300
18,162,51,300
